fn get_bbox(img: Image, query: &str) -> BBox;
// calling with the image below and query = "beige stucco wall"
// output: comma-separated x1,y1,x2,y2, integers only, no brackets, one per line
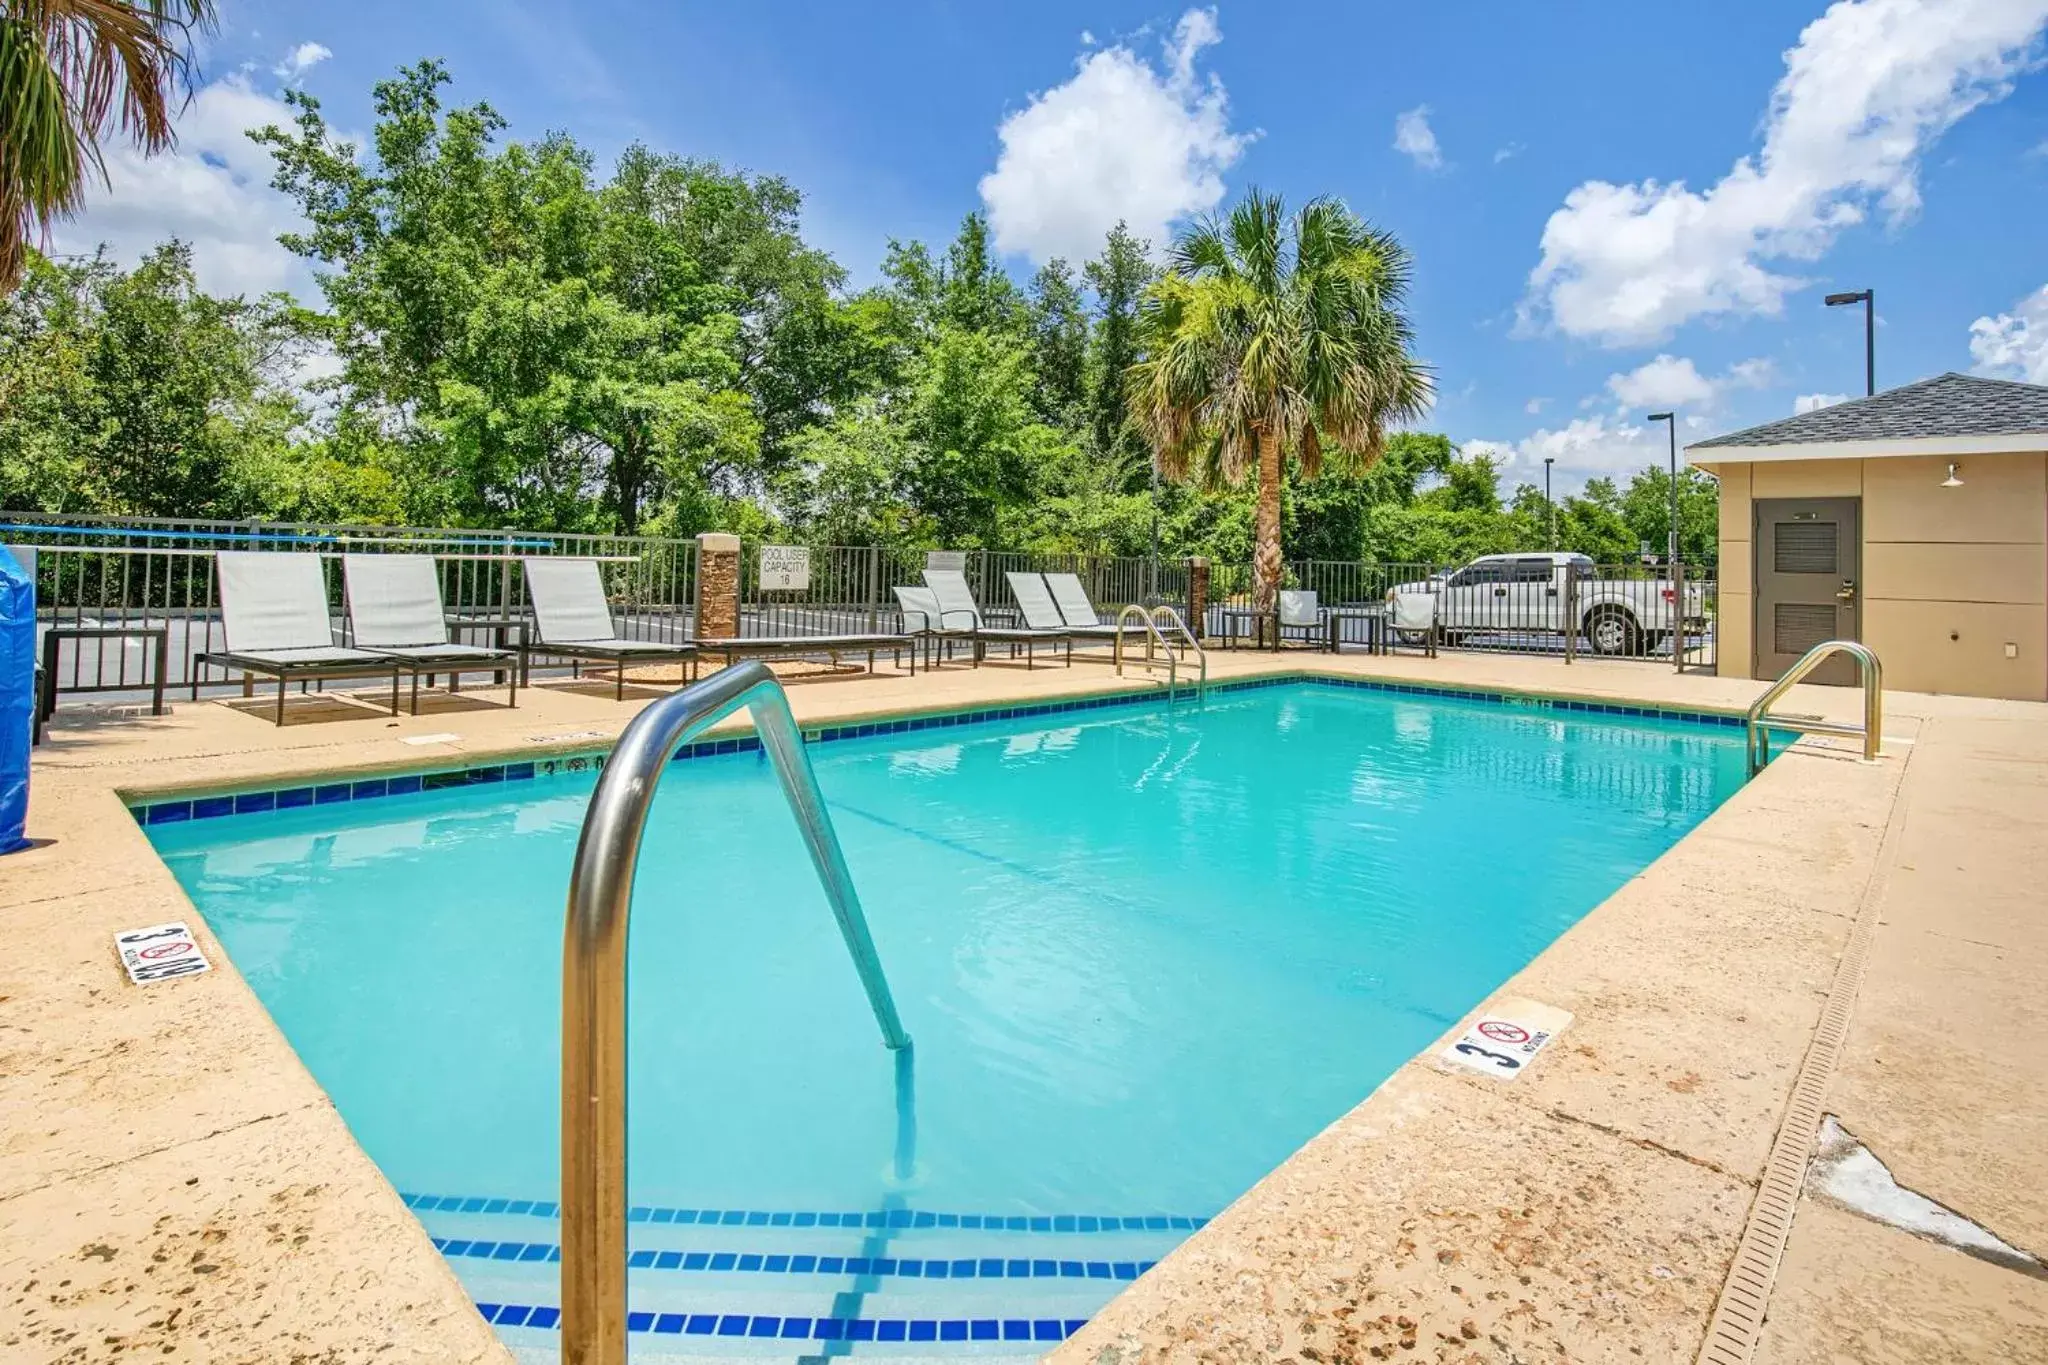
1699,452,2048,701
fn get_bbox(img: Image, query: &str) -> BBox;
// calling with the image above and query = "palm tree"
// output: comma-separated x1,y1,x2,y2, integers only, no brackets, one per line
1129,190,1431,618
0,0,216,293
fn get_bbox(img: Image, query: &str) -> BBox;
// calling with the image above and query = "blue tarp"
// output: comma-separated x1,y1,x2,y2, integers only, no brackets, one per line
0,547,31,855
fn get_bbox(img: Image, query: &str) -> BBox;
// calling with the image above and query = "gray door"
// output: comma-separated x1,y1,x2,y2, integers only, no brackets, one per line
1754,497,1860,685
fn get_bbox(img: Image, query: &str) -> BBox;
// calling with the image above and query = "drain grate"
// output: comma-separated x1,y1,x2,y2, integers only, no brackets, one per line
1695,738,1915,1365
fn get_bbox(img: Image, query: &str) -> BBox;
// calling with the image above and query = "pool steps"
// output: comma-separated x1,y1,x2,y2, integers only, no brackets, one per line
406,1192,1201,1356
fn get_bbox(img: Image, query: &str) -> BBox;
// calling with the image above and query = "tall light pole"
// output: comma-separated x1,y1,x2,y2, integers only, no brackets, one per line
1543,456,1556,550
1825,289,1875,396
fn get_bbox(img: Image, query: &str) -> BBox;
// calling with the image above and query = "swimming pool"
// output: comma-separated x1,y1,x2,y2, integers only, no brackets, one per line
144,679,1755,1357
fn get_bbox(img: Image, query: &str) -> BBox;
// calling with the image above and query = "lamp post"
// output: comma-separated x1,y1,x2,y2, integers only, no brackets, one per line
1647,411,1682,673
1543,456,1556,550
1825,289,1875,396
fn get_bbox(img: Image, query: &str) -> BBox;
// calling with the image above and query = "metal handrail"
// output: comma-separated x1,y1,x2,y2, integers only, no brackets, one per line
1113,603,1193,701
1147,604,1207,697
1745,640,1882,777
560,660,910,1365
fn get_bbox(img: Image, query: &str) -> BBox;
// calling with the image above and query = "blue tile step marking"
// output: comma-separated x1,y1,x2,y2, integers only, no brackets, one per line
129,674,1751,827
403,1192,1211,1233
476,1300,1087,1343
435,1237,1155,1281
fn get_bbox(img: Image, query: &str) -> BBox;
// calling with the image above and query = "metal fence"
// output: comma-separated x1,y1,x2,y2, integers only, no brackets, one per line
732,544,1185,637
4,510,1722,705
2,513,699,698
1207,556,1718,671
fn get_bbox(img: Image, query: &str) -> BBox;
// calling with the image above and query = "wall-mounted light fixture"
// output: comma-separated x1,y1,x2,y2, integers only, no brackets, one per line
1940,462,1964,488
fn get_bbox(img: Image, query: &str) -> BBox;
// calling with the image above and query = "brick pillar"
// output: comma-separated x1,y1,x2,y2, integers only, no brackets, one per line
695,533,741,642
1186,556,1209,639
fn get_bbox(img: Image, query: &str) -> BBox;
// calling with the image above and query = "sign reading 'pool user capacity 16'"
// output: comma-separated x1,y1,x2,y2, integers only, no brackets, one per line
114,921,211,985
758,545,811,591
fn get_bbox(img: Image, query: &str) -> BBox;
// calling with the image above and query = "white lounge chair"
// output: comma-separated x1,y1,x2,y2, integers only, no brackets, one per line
342,554,519,710
518,558,697,700
1042,573,1146,641
193,551,404,725
922,568,1069,668
1012,571,1142,643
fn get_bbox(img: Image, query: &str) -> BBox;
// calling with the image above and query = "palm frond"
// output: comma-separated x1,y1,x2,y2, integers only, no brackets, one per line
0,0,215,292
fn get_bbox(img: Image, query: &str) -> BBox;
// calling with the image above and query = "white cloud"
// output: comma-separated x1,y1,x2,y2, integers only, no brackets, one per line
274,42,332,79
51,72,316,300
1605,353,1775,409
1392,105,1443,171
1968,283,2048,382
1795,391,1851,412
1525,0,2048,346
1524,396,1549,414
1494,142,1524,164
979,8,1251,264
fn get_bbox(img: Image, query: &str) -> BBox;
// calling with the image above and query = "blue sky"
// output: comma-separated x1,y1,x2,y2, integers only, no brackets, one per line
58,0,2048,492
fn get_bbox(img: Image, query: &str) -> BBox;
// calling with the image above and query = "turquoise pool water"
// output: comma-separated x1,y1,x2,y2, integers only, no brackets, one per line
146,681,1753,1356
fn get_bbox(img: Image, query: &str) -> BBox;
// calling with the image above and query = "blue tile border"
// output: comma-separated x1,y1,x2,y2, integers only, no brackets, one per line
475,1299,1088,1343
127,673,1754,827
402,1189,1209,1232
432,1236,1157,1281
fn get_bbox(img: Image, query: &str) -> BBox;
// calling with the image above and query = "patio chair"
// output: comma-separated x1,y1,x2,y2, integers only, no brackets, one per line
922,568,1070,668
894,585,970,669
1277,590,1325,649
1042,573,1146,641
192,551,404,725
1006,571,1141,644
342,555,519,711
518,557,697,700
1388,589,1439,657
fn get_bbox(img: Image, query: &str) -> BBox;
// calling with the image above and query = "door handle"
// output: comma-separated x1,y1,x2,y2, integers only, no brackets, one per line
1493,587,1507,597
1836,580,1857,604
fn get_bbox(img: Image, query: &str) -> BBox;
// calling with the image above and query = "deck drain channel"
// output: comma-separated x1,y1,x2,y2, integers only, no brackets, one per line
1695,734,1916,1365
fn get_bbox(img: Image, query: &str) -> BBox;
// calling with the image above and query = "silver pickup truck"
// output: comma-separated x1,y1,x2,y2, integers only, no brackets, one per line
1388,552,1707,655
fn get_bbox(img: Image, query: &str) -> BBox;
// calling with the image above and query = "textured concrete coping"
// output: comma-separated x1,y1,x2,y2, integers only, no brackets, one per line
4,648,2031,1362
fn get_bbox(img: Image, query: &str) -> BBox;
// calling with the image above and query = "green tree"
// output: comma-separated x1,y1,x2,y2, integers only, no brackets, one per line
0,242,304,516
1129,190,1432,611
1025,258,1087,425
0,0,216,292
1620,464,1719,565
1082,221,1151,473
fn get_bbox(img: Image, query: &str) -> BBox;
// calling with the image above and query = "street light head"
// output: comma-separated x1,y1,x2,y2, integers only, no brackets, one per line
1824,290,1870,306
1646,411,1674,423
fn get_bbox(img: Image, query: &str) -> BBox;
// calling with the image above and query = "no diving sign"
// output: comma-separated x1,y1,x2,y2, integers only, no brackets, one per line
1439,998,1572,1081
115,921,211,986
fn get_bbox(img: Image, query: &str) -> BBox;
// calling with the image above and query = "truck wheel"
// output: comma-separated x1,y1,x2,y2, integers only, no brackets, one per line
1584,607,1642,656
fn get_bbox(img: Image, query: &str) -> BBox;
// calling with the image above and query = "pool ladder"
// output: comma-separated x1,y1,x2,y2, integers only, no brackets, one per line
1112,604,1208,702
1744,639,1883,777
558,661,911,1365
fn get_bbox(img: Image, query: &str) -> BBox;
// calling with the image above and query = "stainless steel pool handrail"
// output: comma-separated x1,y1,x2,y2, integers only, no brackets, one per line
1745,640,1882,777
1112,603,1206,701
560,660,910,1365
1148,604,1207,698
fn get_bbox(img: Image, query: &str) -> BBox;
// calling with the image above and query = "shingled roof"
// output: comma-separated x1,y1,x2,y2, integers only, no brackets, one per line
1689,372,2048,450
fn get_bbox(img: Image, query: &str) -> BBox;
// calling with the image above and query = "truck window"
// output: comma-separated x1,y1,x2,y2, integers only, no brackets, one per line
1449,561,1505,587
1511,558,1556,583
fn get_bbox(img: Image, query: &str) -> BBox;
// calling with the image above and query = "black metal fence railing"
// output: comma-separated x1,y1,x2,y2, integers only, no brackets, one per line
2,511,1721,702
1207,556,1718,671
1,513,698,698
731,544,1185,637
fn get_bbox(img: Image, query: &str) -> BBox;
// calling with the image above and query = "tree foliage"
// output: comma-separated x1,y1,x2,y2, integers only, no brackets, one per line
0,58,1720,573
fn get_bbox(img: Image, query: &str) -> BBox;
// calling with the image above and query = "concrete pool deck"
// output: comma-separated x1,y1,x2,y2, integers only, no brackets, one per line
4,647,2045,1362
